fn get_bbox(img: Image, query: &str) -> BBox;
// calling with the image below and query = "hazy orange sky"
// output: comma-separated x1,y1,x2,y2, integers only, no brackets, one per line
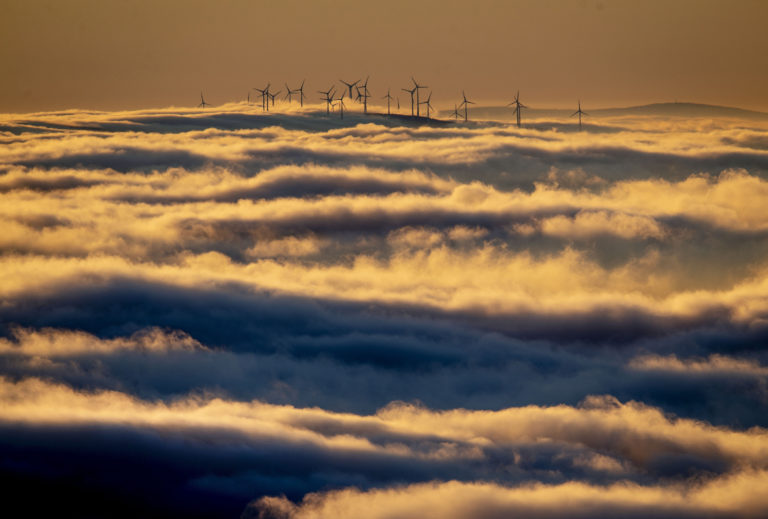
2,0,768,113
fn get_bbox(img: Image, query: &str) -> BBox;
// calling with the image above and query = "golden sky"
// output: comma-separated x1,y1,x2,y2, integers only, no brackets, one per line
3,0,768,112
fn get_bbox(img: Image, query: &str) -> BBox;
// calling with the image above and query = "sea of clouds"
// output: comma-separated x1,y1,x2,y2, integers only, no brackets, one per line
2,103,768,518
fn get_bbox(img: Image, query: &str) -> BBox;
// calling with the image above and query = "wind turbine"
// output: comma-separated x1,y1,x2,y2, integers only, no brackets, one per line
340,78,360,98
296,79,306,107
411,76,427,117
253,84,269,111
198,92,210,108
288,79,306,107
507,91,526,128
571,100,588,130
402,85,416,116
284,83,295,102
336,91,346,119
419,91,434,119
269,89,281,109
357,76,370,114
458,90,474,122
319,85,335,115
382,88,394,115
247,91,251,105
451,104,460,120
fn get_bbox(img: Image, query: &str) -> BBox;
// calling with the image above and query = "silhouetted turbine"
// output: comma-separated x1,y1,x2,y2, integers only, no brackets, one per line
198,92,210,108
269,89,281,108
357,76,370,114
458,90,474,122
253,84,270,111
419,91,434,119
382,88,394,115
571,100,589,130
412,76,427,117
319,86,335,115
336,91,346,119
340,78,360,98
402,86,416,116
507,91,527,128
297,79,306,107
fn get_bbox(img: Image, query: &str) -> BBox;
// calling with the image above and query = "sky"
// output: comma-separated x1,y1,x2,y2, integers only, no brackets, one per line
3,0,768,113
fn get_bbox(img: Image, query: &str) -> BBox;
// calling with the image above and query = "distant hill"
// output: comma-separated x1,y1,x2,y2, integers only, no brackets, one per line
456,102,768,122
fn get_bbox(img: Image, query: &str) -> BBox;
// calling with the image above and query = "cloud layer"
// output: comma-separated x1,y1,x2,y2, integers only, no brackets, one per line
1,105,768,517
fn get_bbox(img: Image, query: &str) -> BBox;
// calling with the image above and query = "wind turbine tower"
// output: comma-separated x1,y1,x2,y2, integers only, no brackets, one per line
357,76,370,114
402,85,416,116
297,79,306,107
284,83,295,103
419,91,434,119
458,91,474,122
571,100,588,130
336,91,346,119
319,86,335,115
508,91,527,128
253,84,270,111
382,88,394,115
411,77,427,117
198,92,210,108
269,89,281,109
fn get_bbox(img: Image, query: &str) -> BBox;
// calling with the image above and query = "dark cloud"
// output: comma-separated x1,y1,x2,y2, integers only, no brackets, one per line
14,148,209,173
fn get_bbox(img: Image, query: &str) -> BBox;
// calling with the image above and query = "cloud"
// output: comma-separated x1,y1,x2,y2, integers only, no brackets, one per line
3,376,768,516
3,104,768,516
4,377,768,475
628,354,768,377
538,210,666,239
0,326,205,356
244,472,768,519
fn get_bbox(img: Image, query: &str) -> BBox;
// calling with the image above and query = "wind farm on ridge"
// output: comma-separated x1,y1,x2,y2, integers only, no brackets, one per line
197,75,577,128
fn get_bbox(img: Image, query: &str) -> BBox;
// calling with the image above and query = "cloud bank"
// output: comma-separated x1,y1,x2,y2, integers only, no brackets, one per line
1,105,767,517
